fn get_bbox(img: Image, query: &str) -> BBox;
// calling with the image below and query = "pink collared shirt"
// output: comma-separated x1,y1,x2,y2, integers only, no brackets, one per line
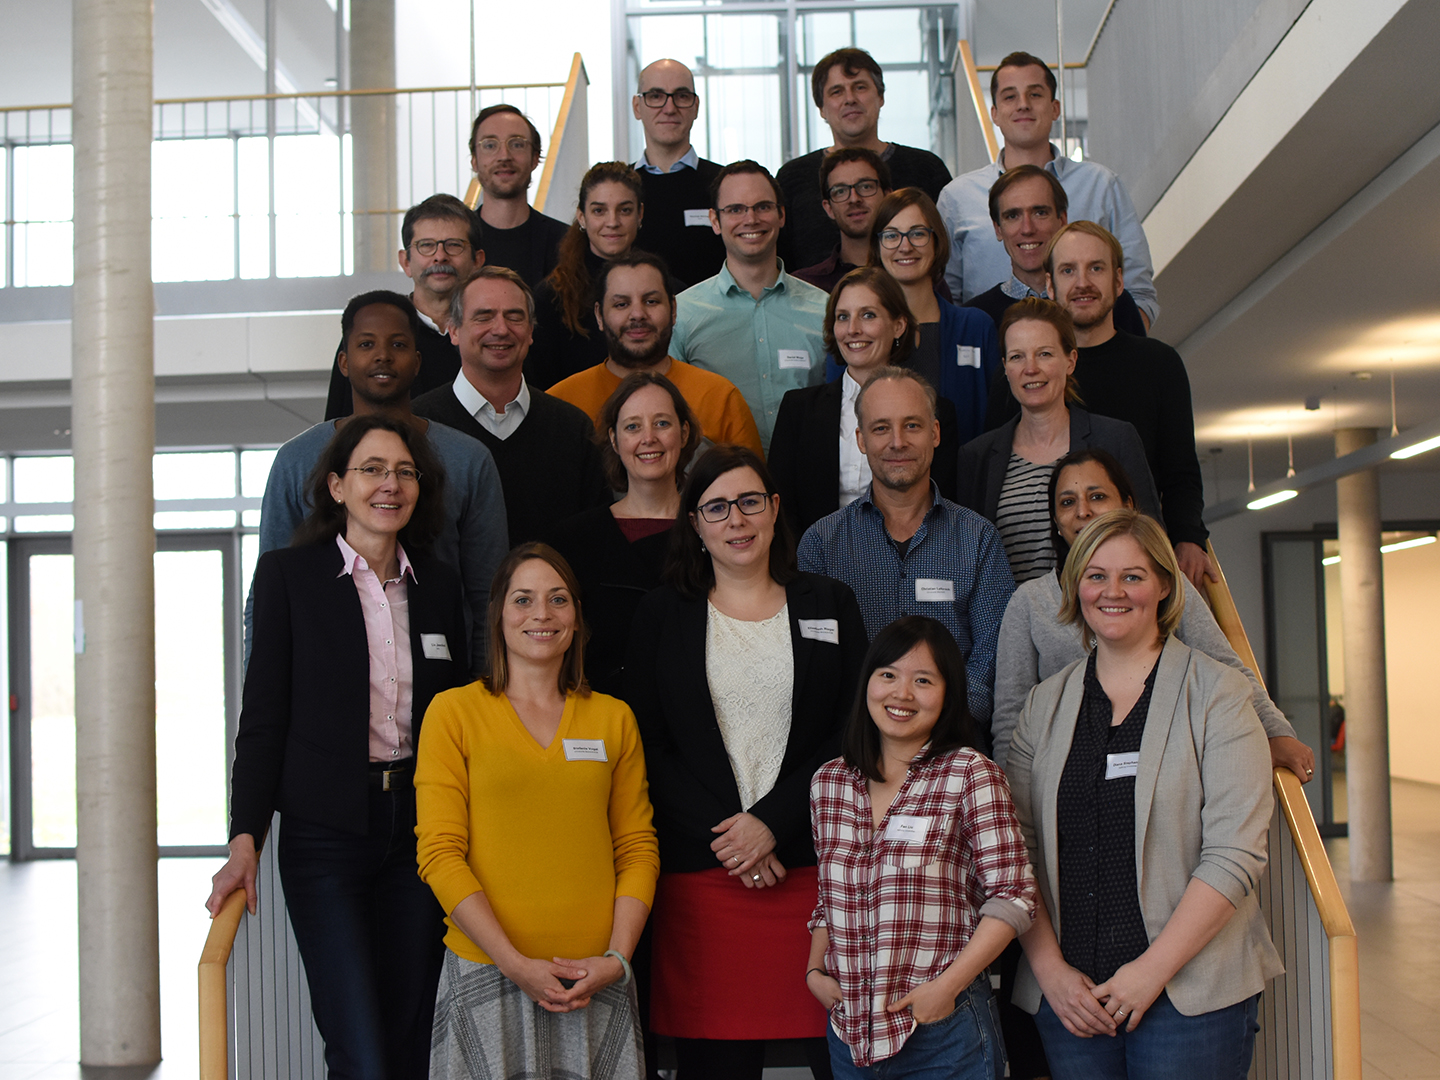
336,534,416,762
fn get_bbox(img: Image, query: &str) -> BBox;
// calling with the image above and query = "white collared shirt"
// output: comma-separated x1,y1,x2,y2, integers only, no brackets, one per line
416,307,442,334
452,371,530,440
838,370,871,507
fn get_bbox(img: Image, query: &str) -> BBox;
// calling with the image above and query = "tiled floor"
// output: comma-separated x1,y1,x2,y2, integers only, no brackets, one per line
0,783,1436,1079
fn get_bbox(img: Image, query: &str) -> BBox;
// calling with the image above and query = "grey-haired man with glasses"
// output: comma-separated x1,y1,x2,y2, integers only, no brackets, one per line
631,58,728,288
792,147,893,294
466,103,569,290
669,160,828,452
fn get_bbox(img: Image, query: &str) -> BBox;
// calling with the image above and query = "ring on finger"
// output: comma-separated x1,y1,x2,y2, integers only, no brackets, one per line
752,873,761,881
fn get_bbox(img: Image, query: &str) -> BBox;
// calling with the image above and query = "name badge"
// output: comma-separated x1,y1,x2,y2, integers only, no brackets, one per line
798,618,839,644
915,578,955,603
563,739,609,763
420,634,452,661
884,815,931,843
684,208,712,227
957,345,981,368
778,349,811,370
1105,752,1140,780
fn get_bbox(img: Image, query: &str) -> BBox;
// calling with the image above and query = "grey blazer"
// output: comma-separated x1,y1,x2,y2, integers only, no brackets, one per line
1005,638,1283,1016
955,405,1163,525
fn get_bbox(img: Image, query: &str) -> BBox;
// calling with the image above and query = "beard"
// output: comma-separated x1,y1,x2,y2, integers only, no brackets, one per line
603,319,674,369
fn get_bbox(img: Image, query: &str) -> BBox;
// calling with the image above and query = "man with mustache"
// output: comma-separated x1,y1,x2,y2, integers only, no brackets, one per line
547,251,763,455
1045,221,1213,591
325,194,482,419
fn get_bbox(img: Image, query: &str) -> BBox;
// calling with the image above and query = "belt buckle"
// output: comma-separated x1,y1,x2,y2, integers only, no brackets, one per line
382,769,397,792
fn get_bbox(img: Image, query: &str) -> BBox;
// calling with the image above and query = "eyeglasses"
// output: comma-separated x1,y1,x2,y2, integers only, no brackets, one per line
411,238,470,257
475,136,532,157
878,226,935,249
825,179,881,203
716,200,778,219
638,87,698,109
696,491,772,523
349,465,422,484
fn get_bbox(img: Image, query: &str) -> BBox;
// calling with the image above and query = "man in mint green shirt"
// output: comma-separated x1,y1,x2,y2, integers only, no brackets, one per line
669,159,828,451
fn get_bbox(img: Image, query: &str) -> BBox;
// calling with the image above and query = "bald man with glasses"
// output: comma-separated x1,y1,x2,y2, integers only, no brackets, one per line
631,58,728,287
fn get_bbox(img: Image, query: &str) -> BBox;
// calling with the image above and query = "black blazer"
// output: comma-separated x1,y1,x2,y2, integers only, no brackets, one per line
230,541,469,841
767,380,959,539
955,405,1163,525
623,573,868,873
544,507,671,698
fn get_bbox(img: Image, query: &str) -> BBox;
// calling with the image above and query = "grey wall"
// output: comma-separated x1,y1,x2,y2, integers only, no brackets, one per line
1085,0,1310,217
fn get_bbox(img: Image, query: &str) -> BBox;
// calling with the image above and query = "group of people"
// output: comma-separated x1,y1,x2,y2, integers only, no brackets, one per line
205,44,1321,1080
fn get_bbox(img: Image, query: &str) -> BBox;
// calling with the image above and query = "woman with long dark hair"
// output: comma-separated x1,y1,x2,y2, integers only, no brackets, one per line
529,161,647,389
808,616,1035,1079
207,415,468,1079
624,445,867,1080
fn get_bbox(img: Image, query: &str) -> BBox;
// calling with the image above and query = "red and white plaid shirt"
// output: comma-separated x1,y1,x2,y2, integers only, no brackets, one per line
809,747,1036,1066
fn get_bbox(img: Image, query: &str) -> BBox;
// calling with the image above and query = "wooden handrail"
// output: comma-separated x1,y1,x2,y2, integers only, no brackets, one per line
955,40,999,165
198,890,247,1080
532,53,587,215
1204,542,1362,1079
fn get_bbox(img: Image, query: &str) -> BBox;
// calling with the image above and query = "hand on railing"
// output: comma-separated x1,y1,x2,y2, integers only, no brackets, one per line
206,833,260,917
1268,735,1316,783
1175,540,1219,592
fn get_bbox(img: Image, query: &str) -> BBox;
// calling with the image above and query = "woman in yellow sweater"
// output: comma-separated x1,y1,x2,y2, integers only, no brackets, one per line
416,542,660,1079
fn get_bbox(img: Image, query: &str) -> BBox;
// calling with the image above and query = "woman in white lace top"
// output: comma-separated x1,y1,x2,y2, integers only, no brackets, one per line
625,445,868,1080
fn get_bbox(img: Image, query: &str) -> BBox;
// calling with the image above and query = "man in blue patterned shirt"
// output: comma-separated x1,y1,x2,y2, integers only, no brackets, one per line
797,368,1015,748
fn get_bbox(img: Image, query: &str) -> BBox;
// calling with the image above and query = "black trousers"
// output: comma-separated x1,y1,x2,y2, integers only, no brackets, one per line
277,776,446,1080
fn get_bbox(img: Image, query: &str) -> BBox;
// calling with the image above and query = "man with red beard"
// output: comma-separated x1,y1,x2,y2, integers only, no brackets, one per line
1045,221,1214,590
325,194,482,419
548,251,763,455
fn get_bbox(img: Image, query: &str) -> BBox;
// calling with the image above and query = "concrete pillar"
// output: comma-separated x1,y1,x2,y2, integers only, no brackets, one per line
1335,427,1393,882
350,0,399,272
71,0,161,1066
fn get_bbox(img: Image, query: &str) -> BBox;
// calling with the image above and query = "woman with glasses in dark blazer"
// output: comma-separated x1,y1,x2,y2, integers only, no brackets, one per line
624,445,867,1080
206,415,469,1080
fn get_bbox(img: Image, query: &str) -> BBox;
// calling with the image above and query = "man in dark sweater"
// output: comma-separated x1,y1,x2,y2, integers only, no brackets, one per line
630,59,727,288
412,266,610,546
467,104,569,290
776,48,952,270
1046,221,1214,590
324,194,480,420
791,147,892,294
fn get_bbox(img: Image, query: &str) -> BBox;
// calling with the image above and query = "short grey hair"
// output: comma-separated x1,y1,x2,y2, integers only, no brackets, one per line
854,366,939,427
448,265,536,330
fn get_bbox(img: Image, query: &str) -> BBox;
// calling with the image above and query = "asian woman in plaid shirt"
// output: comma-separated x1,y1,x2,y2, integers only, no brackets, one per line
807,616,1037,1078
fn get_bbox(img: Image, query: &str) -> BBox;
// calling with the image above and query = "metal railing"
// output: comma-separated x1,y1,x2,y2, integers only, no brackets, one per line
1,81,566,288
1204,545,1362,1079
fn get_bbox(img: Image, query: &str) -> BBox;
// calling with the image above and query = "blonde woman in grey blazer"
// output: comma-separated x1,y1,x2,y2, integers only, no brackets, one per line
1005,509,1282,1079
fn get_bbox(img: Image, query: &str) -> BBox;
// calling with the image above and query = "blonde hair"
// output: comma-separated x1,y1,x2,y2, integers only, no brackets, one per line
1057,508,1184,647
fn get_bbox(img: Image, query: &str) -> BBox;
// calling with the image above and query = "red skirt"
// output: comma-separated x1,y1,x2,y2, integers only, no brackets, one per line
649,865,828,1040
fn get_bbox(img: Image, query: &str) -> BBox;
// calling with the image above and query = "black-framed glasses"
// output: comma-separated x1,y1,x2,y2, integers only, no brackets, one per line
878,226,935,249
717,200,778,219
697,491,772,523
349,465,422,484
638,87,698,109
475,136,532,157
826,179,881,203
411,238,470,257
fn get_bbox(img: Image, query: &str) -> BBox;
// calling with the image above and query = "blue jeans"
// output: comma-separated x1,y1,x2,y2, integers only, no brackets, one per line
828,975,1005,1080
1034,991,1260,1080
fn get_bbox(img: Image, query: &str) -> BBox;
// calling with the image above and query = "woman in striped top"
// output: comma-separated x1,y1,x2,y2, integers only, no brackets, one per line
955,299,1159,584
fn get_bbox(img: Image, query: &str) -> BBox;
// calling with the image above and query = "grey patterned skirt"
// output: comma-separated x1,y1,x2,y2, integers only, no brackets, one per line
430,949,644,1080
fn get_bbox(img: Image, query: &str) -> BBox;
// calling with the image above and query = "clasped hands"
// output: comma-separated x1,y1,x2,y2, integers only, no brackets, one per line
1036,953,1167,1038
501,952,628,1013
710,811,786,888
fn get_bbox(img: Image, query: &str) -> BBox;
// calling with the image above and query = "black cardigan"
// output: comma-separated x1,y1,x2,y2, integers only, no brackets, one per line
230,541,469,841
543,507,671,698
623,573,868,872
767,379,959,540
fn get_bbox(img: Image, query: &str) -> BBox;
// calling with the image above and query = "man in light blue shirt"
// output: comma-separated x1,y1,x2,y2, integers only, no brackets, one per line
670,159,828,451
936,50,1159,328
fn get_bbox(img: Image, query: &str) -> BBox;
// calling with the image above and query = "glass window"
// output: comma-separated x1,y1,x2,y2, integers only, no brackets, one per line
28,553,76,849
13,457,74,503
153,451,237,500
240,449,280,499
12,144,75,288
274,134,346,278
154,511,238,530
14,515,75,533
152,139,238,283
0,540,8,857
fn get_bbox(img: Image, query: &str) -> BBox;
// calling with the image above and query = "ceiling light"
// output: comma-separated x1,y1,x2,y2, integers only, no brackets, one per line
1390,433,1440,460
1247,489,1299,510
1380,535,1437,554
1322,555,1340,566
